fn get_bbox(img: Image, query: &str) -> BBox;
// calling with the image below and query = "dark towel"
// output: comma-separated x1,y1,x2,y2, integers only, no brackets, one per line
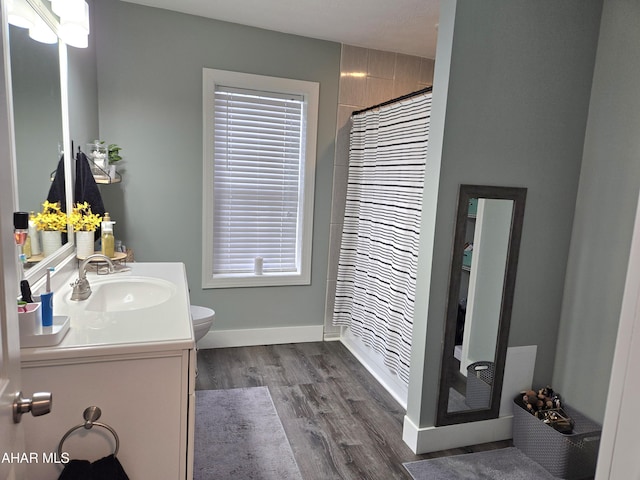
75,151,106,217
47,155,67,211
57,454,129,480
46,152,106,217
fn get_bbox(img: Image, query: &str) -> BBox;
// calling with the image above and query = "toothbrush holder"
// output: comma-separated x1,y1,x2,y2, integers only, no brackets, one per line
18,303,42,338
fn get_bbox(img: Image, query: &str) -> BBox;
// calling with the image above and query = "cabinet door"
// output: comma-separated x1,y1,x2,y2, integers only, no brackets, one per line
21,353,189,478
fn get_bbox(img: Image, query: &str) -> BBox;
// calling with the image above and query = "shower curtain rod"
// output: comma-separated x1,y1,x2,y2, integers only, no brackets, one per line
352,86,432,116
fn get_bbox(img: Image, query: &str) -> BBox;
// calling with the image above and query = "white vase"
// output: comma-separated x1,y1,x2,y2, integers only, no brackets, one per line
76,231,95,259
41,231,62,257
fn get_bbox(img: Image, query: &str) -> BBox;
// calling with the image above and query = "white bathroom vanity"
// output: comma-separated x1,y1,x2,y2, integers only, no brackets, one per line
19,262,196,479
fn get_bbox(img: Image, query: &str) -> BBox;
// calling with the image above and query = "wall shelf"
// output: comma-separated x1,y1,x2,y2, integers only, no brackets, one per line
50,161,122,185
93,174,121,184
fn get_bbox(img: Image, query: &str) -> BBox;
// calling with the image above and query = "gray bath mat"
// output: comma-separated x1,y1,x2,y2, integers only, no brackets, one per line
194,387,302,480
404,447,557,480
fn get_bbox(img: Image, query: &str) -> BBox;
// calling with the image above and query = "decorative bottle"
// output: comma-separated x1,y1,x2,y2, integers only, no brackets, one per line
28,211,41,256
23,234,32,258
101,212,116,258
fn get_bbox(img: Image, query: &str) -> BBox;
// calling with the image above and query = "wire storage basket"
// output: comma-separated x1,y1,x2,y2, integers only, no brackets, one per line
513,396,601,479
465,361,494,409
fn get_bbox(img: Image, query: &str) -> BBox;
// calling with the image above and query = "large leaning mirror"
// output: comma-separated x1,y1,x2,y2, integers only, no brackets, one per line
7,0,74,280
436,184,527,426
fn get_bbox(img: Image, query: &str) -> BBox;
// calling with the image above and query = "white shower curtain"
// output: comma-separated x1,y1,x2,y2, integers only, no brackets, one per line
333,90,431,385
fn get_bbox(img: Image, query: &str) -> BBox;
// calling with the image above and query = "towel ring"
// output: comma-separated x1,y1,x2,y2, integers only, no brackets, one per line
57,406,120,458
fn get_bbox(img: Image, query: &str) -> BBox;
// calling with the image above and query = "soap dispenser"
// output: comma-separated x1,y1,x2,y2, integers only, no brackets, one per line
101,212,116,258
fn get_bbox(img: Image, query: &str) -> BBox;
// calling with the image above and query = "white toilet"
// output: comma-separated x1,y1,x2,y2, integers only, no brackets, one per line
190,305,215,343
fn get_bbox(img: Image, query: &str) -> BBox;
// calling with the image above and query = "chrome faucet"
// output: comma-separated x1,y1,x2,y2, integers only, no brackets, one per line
70,254,115,301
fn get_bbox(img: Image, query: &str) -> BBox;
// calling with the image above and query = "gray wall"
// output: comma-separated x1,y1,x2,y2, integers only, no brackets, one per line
68,0,99,156
553,0,640,422
407,0,603,427
92,0,340,331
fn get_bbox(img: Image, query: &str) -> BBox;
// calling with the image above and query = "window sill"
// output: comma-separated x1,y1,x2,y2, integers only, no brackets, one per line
202,271,310,289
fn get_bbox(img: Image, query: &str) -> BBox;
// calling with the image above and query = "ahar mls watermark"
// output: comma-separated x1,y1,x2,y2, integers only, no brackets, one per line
1,452,70,464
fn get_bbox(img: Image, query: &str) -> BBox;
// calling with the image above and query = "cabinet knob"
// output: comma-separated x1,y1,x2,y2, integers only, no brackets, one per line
13,391,52,423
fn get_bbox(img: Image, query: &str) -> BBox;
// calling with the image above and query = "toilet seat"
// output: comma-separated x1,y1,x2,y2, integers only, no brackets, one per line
190,305,215,343
190,305,215,325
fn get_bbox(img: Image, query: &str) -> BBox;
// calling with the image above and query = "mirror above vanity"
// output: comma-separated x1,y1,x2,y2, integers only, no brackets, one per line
10,23,69,269
11,22,63,213
7,0,75,280
437,184,527,426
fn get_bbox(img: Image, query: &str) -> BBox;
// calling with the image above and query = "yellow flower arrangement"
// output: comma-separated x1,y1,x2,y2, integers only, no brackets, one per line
69,202,102,232
33,201,68,232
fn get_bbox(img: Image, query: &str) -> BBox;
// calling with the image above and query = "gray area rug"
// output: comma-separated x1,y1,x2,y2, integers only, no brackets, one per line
194,387,302,480
404,447,558,480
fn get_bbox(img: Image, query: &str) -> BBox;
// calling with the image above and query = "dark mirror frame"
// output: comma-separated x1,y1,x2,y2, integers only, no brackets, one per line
436,184,527,426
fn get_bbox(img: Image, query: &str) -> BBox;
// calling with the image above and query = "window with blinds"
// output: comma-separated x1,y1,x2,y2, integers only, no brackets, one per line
202,69,319,288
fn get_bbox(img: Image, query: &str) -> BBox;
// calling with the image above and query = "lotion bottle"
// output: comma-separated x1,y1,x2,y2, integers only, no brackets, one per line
101,213,116,258
28,211,41,256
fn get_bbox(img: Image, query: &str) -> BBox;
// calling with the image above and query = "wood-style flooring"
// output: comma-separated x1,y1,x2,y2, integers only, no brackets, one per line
195,341,510,480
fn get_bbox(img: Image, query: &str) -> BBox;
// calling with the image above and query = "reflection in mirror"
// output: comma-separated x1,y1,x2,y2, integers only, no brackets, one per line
11,24,63,209
437,185,527,426
10,24,65,270
7,3,73,279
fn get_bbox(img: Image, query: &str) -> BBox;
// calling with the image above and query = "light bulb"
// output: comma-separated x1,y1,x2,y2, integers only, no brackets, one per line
29,16,58,44
51,0,84,19
7,0,35,29
59,1,90,48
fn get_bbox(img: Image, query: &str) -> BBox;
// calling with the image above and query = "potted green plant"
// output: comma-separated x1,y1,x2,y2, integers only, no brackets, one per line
92,140,123,179
106,143,122,165
106,142,122,180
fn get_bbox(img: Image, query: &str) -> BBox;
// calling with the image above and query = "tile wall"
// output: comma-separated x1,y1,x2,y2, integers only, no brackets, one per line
324,45,435,338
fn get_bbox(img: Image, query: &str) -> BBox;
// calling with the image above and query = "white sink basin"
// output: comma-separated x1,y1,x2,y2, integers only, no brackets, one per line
82,277,176,312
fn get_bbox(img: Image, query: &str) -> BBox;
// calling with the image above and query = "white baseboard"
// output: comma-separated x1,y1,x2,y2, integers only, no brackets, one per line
402,414,514,454
197,325,324,349
401,345,535,454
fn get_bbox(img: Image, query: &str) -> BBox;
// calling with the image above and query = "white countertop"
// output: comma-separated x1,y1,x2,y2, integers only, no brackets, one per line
20,262,195,363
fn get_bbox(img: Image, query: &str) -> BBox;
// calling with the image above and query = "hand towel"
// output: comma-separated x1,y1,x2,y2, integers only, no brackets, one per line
75,151,106,217
57,454,130,480
46,155,67,210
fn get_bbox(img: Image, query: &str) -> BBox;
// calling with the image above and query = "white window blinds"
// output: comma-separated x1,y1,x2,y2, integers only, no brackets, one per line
212,86,305,275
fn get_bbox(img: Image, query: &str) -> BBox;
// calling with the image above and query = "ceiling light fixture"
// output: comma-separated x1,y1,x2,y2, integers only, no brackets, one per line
53,0,90,48
29,14,57,44
7,0,35,29
59,4,89,48
8,0,90,48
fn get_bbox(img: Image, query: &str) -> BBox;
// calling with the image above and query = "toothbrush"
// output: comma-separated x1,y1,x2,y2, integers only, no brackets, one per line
40,267,55,327
46,267,54,291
